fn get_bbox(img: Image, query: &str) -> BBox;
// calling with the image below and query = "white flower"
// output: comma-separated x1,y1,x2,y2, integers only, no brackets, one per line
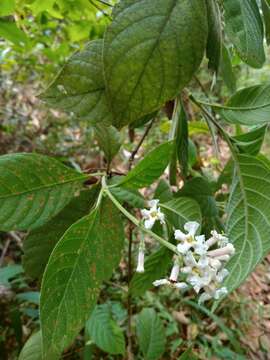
136,249,145,273
194,235,208,256
175,222,201,254
206,230,229,248
153,278,188,290
207,243,235,258
169,262,180,282
141,199,165,229
153,279,170,287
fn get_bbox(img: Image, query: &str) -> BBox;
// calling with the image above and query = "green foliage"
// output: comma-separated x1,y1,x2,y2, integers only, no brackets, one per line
262,0,270,45
94,124,121,165
23,186,100,279
119,141,173,189
136,308,166,360
232,126,266,155
0,153,87,231
103,0,208,127
220,45,236,93
85,304,125,355
206,0,222,72
223,0,265,68
0,265,23,287
0,19,29,46
219,84,270,125
225,155,270,293
40,197,124,358
41,40,112,124
18,331,42,360
110,186,145,208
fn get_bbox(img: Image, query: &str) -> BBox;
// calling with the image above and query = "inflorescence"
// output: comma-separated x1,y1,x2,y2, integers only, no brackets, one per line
137,199,235,304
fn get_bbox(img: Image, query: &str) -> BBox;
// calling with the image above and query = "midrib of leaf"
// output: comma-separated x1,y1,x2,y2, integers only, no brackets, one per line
159,203,190,222
45,87,105,100
43,210,99,353
0,174,88,200
117,0,178,115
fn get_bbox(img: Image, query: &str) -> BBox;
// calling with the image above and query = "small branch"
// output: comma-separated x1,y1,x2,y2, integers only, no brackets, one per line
127,222,134,360
89,0,112,19
0,239,11,266
128,118,155,170
96,0,112,6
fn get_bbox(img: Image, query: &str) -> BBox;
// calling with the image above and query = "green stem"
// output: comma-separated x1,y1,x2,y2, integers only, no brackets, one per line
191,97,270,112
102,177,177,254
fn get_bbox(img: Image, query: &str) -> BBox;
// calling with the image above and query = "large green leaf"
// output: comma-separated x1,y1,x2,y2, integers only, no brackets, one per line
262,0,270,45
0,153,87,231
40,198,124,359
0,19,29,46
41,40,112,124
136,308,166,360
223,0,265,68
0,0,15,16
225,155,270,293
18,331,42,360
218,84,270,126
220,45,236,93
85,304,125,355
206,0,222,72
103,0,208,128
118,141,173,189
94,124,121,164
232,126,266,155
23,186,100,280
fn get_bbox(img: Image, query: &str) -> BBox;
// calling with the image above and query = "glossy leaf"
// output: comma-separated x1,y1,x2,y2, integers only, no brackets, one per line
218,84,270,126
136,308,166,360
0,153,87,231
206,0,222,72
41,40,112,124
223,0,265,68
18,331,42,360
94,124,121,164
225,155,270,293
118,141,173,189
232,126,267,155
23,186,100,279
40,198,124,359
85,304,125,355
104,0,208,127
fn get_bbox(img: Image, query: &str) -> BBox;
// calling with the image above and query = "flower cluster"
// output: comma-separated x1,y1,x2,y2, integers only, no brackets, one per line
154,222,235,304
137,200,235,304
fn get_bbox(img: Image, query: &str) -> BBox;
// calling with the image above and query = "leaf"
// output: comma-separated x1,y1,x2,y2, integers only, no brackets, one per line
218,84,270,126
130,112,158,129
220,45,236,93
160,197,202,229
85,304,125,355
0,19,29,46
0,265,23,287
206,0,222,72
23,186,100,280
154,179,173,203
40,198,124,359
130,246,171,296
223,0,265,68
18,331,42,360
103,0,208,128
225,155,270,293
118,141,173,189
262,0,270,45
16,291,40,305
0,153,87,231
0,0,15,16
94,124,121,164
232,126,267,155
110,186,145,208
136,308,166,360
41,40,112,124
176,102,189,178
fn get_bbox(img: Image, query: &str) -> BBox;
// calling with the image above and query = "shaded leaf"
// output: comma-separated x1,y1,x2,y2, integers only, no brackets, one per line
136,308,166,360
0,153,87,231
206,0,222,72
23,186,100,280
118,141,173,189
41,40,112,124
104,0,208,127
154,179,173,204
220,45,236,93
218,84,270,126
232,126,267,155
225,155,270,293
110,186,145,208
94,124,121,165
18,331,42,360
0,265,23,287
85,304,125,355
262,0,270,45
223,0,265,68
40,198,124,359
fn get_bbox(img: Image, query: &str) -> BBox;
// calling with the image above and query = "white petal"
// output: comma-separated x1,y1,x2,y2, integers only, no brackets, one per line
181,266,193,274
216,268,229,283
157,210,165,224
141,209,150,218
136,250,145,273
209,258,222,270
153,279,169,287
198,255,209,268
174,229,187,241
148,199,159,208
198,292,212,304
169,264,180,282
144,218,155,229
177,242,191,254
214,287,228,300
174,282,188,290
184,251,197,267
184,221,200,236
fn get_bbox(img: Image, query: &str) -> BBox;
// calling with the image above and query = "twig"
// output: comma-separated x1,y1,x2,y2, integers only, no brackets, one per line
96,0,112,6
9,231,23,249
89,0,112,19
128,117,155,170
127,223,134,360
0,239,11,266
